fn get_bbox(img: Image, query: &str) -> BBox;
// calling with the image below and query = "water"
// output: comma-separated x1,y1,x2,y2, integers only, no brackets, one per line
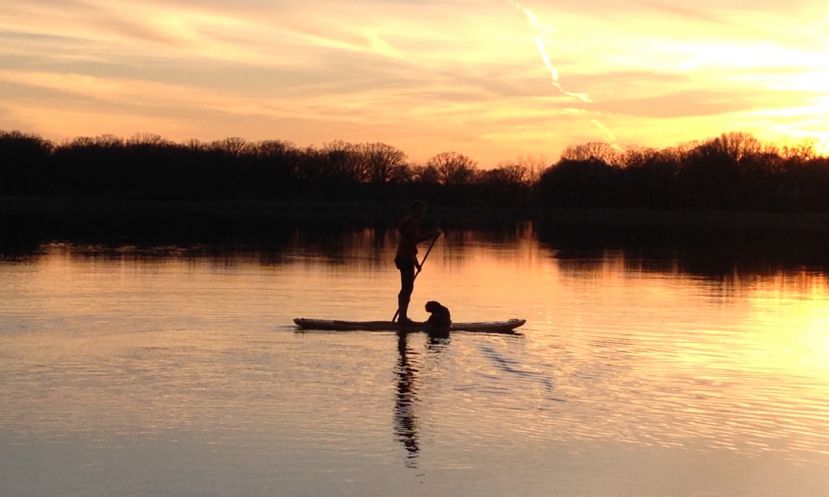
2,227,829,497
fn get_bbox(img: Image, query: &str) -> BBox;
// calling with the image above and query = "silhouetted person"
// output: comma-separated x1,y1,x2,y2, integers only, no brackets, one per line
425,300,451,337
394,201,439,323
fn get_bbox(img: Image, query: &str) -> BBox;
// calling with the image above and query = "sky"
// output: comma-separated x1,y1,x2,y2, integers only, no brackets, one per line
0,0,827,165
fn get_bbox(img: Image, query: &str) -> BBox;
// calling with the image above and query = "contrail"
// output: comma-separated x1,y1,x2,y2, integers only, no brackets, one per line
511,1,621,150
511,1,591,103
591,119,622,150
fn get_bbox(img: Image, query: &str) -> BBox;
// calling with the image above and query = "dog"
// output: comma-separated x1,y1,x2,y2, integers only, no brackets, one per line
424,300,451,332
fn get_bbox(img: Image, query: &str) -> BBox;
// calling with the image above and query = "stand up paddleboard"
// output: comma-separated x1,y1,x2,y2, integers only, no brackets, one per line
293,318,526,333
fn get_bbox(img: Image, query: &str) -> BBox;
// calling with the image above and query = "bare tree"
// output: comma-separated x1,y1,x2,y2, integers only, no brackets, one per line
427,151,478,185
127,133,170,147
710,131,763,162
256,139,297,159
482,164,529,185
779,141,816,161
319,140,361,181
358,142,407,183
412,164,440,184
560,141,621,165
211,137,249,157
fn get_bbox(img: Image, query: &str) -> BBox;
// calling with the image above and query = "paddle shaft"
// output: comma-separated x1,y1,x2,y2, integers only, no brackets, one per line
392,233,439,322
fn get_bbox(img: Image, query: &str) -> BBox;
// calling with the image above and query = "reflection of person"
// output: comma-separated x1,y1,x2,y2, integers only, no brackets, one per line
395,333,419,466
393,332,449,467
394,201,439,323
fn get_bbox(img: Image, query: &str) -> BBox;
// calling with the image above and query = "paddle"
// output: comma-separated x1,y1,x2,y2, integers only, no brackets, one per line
392,232,440,322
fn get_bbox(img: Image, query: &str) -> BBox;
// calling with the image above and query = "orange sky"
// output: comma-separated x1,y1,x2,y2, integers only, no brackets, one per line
0,0,827,165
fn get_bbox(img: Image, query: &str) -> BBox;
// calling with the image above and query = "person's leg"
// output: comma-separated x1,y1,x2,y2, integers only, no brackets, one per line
397,262,415,322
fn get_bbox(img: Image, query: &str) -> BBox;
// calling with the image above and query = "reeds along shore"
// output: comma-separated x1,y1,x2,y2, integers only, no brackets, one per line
1,130,828,213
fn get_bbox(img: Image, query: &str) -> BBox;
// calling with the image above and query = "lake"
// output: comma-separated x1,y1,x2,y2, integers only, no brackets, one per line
2,224,829,497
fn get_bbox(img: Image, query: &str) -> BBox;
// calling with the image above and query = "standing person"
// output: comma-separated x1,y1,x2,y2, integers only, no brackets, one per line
395,201,439,323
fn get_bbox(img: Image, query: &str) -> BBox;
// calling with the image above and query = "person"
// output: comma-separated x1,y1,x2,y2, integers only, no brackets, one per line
394,201,439,323
425,300,451,333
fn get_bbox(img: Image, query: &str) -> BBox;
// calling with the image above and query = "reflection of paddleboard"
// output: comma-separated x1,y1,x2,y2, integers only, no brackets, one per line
293,318,526,333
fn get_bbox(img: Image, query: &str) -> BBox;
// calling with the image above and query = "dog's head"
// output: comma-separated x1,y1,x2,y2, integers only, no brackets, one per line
425,300,443,313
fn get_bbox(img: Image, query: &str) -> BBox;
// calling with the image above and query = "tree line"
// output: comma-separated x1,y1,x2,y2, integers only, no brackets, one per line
1,130,827,212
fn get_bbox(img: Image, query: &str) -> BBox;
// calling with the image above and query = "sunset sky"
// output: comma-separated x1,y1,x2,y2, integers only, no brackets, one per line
1,0,827,165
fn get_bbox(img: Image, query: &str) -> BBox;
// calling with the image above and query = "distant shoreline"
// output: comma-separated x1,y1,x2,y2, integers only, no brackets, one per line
4,195,829,233
4,130,829,216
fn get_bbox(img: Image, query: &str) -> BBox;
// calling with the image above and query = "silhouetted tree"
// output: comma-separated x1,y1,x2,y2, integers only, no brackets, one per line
357,143,408,184
0,131,52,195
2,129,828,213
620,147,680,208
477,164,532,206
412,164,440,184
537,157,621,208
427,151,478,185
561,141,621,166
710,132,763,162
677,137,742,209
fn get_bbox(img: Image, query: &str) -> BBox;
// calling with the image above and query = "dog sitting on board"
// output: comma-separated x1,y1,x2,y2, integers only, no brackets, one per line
425,301,451,333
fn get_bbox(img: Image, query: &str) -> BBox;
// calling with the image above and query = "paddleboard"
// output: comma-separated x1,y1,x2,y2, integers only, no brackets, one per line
293,318,526,333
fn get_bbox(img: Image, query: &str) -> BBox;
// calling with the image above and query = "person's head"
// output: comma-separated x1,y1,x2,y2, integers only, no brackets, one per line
410,200,427,219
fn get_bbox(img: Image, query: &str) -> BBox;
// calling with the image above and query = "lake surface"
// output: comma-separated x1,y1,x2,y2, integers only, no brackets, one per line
2,225,829,497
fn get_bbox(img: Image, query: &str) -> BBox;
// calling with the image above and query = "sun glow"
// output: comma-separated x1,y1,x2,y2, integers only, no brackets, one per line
748,282,829,377
816,136,829,157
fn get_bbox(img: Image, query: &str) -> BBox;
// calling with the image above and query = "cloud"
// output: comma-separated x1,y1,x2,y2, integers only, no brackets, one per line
0,30,92,46
633,1,733,24
592,89,767,118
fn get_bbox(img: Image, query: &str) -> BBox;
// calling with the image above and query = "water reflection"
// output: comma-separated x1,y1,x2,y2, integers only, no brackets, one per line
537,218,829,281
4,217,829,281
394,332,452,468
395,333,420,467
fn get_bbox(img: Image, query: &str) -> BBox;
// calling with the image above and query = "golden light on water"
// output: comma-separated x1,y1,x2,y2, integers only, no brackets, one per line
748,281,829,377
